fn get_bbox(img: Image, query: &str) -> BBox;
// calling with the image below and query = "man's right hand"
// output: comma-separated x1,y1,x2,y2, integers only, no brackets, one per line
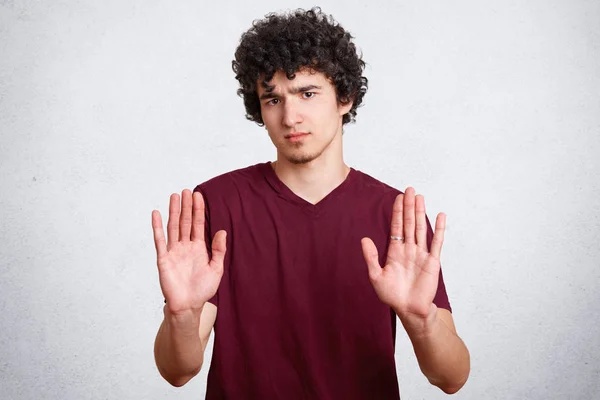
152,189,226,316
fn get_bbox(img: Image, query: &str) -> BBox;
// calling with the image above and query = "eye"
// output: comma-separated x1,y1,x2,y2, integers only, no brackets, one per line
266,98,280,106
302,92,315,99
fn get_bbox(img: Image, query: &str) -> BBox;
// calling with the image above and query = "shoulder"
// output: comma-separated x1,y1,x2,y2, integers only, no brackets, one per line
193,162,267,199
351,167,404,201
192,163,269,225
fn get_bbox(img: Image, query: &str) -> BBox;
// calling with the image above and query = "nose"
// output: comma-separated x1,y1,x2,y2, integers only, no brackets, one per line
282,100,303,128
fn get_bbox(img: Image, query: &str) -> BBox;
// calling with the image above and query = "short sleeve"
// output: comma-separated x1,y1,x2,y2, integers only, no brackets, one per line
425,214,452,313
193,184,219,308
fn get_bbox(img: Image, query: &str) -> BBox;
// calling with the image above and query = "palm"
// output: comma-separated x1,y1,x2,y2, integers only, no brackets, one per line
157,240,218,312
376,242,440,317
152,190,227,315
361,187,445,319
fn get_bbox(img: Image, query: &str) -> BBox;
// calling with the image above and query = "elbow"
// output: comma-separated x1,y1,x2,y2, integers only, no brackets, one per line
427,365,470,395
437,374,469,395
156,362,201,388
154,340,204,387
436,344,471,394
160,368,200,387
440,382,464,395
166,375,193,388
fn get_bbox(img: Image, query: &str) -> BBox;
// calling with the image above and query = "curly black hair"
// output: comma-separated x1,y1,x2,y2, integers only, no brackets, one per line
232,7,368,126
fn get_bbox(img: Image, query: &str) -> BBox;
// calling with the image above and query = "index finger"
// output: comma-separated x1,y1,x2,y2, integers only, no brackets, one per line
390,193,404,240
429,212,446,259
151,210,167,258
191,191,206,242
403,187,416,244
167,193,181,248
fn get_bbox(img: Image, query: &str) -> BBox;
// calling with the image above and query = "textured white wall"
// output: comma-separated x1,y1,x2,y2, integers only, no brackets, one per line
1,1,599,399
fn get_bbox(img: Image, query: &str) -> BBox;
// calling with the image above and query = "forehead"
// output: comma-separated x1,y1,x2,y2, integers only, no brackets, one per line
257,69,332,92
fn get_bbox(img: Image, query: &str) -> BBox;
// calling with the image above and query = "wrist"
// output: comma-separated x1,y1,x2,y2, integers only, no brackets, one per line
164,305,204,334
396,303,440,339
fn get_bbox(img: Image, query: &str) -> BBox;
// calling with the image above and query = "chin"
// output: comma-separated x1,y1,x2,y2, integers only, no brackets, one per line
288,156,316,165
276,138,330,165
284,150,324,165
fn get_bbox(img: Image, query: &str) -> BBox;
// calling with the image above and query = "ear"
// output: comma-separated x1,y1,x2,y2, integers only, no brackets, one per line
338,98,354,117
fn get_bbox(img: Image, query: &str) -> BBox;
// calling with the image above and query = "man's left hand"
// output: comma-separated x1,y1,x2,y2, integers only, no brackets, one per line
361,187,446,334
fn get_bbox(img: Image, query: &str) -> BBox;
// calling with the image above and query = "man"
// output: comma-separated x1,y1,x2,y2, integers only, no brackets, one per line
152,7,470,399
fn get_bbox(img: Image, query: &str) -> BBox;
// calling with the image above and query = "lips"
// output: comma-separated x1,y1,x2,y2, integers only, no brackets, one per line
285,132,309,138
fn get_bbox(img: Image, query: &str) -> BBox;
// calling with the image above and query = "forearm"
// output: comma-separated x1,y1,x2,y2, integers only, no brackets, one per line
398,307,470,394
154,306,205,387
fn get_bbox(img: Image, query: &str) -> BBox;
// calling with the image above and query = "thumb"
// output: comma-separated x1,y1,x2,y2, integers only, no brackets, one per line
210,230,227,272
361,237,382,281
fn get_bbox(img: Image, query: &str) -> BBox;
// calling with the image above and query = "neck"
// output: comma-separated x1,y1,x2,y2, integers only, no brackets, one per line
271,155,350,206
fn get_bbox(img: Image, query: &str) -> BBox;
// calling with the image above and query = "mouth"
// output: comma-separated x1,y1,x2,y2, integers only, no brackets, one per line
285,132,310,139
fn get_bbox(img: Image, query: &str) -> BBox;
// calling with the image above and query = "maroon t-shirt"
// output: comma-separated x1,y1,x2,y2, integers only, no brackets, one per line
194,162,451,400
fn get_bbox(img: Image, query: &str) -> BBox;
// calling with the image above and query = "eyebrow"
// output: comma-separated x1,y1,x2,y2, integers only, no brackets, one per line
259,84,322,100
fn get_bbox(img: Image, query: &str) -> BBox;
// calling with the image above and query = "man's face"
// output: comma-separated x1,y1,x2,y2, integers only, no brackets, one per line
257,69,352,165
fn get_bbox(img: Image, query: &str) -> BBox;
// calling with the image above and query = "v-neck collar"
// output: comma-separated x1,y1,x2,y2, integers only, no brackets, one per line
259,161,357,217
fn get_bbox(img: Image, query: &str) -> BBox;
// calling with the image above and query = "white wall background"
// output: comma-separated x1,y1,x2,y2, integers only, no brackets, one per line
1,0,599,399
